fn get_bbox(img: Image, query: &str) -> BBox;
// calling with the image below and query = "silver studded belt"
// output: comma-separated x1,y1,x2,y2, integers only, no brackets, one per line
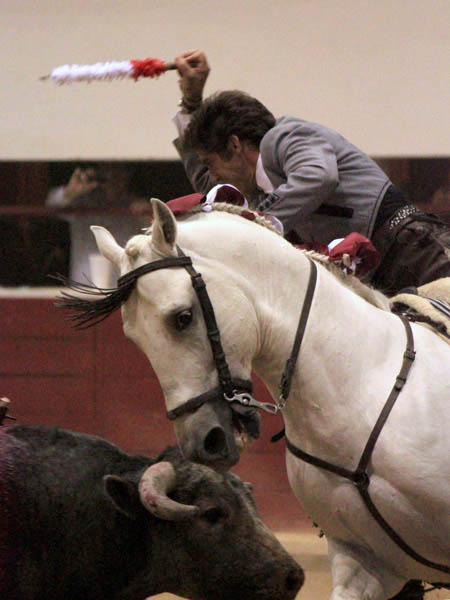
389,204,420,229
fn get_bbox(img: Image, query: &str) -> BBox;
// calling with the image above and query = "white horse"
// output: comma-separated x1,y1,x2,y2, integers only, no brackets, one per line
86,199,449,600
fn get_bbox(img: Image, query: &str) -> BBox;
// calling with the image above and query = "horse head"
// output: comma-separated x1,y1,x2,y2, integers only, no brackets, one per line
91,199,272,470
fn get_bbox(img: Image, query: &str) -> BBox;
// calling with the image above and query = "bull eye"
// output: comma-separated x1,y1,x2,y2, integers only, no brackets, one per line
202,506,227,525
175,309,193,331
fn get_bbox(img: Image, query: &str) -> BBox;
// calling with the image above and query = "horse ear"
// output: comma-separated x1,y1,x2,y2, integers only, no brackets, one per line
103,475,140,519
91,226,124,267
151,198,177,256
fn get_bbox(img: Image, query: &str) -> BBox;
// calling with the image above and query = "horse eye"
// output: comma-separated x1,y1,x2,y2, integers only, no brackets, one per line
202,507,227,525
175,309,193,331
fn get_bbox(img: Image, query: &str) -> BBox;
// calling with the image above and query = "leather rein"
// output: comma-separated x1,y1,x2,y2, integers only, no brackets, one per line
278,258,450,580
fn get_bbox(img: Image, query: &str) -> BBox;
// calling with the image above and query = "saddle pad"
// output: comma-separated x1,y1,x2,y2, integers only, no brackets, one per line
390,277,450,341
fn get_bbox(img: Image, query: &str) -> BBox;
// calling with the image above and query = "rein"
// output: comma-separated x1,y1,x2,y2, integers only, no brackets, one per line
276,259,450,579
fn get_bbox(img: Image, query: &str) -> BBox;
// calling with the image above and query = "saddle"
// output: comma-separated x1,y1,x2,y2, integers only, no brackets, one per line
390,277,450,342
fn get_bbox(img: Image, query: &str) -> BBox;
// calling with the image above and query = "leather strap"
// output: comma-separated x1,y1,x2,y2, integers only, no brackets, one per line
176,245,236,397
167,378,253,421
285,317,450,576
117,256,193,287
356,316,415,476
279,258,317,405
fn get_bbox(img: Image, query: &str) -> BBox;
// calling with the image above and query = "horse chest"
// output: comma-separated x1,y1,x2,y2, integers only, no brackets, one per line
286,453,362,538
286,450,450,578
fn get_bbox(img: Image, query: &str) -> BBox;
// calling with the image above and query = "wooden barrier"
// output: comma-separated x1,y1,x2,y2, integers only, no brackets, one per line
0,296,310,531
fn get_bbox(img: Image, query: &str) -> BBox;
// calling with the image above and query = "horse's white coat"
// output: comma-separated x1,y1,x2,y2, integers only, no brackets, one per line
91,201,450,600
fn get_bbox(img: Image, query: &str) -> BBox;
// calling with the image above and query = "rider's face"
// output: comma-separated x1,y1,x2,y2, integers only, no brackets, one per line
197,137,258,196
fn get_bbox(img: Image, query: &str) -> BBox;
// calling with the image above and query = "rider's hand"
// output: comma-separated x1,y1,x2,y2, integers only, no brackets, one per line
174,49,210,109
63,167,100,202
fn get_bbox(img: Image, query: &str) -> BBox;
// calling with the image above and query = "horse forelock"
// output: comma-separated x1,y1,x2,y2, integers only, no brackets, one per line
124,233,152,259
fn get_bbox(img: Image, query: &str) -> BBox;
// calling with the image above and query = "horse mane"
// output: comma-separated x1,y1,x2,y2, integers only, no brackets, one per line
189,202,391,312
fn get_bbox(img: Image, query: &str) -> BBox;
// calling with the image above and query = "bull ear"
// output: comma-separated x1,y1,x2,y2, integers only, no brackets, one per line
103,475,140,519
151,198,177,257
91,226,124,268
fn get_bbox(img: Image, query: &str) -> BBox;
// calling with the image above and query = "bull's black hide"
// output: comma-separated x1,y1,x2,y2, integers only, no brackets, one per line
0,425,303,600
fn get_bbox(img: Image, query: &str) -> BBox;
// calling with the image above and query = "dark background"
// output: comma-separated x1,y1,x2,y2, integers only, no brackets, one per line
0,157,448,286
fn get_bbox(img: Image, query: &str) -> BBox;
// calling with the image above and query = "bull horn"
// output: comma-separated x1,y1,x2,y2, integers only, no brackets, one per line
138,461,199,521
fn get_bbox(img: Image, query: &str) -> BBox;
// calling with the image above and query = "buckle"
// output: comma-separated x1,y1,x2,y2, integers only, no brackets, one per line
224,391,279,415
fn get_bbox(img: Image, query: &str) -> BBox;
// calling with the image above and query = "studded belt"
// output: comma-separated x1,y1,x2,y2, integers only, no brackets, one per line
388,204,420,229
370,203,422,270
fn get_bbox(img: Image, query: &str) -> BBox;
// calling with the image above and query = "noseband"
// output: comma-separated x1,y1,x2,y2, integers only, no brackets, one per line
118,246,279,421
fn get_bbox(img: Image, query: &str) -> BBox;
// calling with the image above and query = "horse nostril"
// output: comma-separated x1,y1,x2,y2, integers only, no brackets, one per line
203,427,227,456
285,567,304,593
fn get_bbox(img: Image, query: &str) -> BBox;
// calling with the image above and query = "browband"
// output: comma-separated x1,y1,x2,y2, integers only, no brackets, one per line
54,255,194,329
117,256,193,287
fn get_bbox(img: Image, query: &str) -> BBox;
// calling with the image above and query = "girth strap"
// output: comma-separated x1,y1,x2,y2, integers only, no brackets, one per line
285,317,450,576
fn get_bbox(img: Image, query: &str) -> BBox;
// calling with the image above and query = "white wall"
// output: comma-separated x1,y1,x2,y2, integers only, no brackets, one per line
1,0,449,159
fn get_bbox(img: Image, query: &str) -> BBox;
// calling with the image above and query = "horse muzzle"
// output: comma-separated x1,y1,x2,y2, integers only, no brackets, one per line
169,389,261,471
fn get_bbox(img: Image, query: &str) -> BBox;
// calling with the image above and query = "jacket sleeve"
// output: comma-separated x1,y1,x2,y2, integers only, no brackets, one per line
259,124,339,230
45,185,69,207
173,138,215,195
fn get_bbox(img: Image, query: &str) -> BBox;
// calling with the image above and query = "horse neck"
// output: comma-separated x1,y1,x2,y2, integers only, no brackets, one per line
252,250,398,451
179,212,395,449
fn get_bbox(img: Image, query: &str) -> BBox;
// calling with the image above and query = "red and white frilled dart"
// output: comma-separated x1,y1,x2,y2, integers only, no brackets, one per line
40,57,177,84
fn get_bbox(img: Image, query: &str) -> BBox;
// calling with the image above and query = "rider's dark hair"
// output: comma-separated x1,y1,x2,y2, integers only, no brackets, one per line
182,90,276,157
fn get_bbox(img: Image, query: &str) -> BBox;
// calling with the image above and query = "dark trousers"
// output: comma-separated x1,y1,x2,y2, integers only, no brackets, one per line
371,211,450,296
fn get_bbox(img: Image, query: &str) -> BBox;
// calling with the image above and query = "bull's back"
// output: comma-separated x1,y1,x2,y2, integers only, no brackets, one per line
0,428,22,598
0,425,149,600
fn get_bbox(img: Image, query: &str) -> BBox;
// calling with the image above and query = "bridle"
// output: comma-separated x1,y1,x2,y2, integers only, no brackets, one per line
118,246,279,422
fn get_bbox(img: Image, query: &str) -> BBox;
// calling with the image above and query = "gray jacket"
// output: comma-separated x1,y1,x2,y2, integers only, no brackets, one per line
175,116,391,243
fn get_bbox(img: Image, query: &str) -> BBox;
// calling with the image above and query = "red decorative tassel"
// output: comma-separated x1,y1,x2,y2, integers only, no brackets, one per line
130,58,167,80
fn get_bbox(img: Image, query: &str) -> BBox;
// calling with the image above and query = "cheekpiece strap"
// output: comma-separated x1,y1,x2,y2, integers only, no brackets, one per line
175,245,236,397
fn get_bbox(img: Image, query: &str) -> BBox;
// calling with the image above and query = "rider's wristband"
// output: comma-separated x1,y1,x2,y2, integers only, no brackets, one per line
178,97,202,114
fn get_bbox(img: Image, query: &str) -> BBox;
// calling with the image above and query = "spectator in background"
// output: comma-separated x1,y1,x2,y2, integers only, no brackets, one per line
46,163,150,286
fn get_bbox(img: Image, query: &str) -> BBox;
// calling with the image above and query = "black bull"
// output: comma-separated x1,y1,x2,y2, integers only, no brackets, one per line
0,425,303,600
